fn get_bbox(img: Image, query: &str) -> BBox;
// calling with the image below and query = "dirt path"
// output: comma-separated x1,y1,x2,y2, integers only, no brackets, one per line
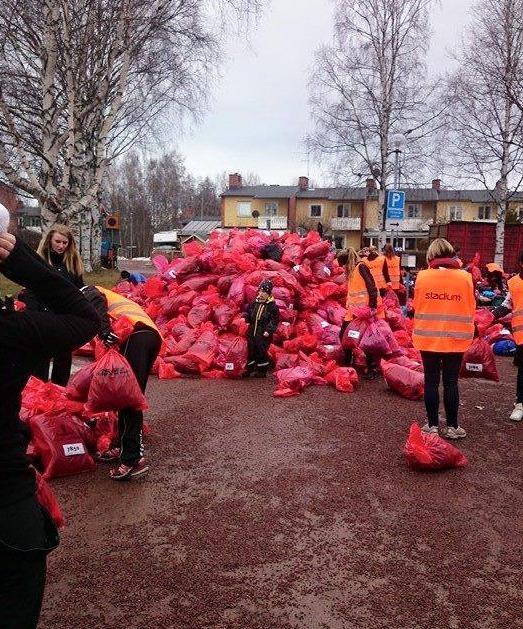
39,359,523,629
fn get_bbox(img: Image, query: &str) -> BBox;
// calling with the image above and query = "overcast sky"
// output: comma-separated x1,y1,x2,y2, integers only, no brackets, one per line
174,0,474,187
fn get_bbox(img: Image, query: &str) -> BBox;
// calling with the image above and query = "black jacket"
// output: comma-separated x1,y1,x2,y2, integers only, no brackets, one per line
245,297,280,336
358,263,379,309
19,251,83,312
0,240,99,507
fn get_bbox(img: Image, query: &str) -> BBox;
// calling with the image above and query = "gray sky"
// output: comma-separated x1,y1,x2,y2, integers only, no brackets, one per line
176,0,474,186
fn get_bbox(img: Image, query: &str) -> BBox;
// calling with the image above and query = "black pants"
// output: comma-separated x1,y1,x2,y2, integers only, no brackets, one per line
33,352,73,386
514,346,523,403
421,351,463,428
0,496,59,629
247,333,271,374
119,328,162,466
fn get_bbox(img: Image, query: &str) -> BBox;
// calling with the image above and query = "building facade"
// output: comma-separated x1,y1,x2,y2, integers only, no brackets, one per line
221,173,523,260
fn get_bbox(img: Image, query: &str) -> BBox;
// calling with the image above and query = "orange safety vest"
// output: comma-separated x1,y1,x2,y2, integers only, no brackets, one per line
95,286,161,336
345,263,383,321
508,275,523,345
412,269,475,353
364,255,387,290
386,255,401,290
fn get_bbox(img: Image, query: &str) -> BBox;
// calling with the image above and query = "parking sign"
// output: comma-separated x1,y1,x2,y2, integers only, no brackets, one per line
386,190,405,219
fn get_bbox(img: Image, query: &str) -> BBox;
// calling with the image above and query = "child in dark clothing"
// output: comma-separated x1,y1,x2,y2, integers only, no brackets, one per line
244,280,280,377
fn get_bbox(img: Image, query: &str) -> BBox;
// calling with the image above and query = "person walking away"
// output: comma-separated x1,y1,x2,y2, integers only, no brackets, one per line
0,233,99,629
20,225,84,386
413,238,476,439
80,285,162,480
363,245,387,295
244,280,280,377
339,248,384,380
492,251,523,421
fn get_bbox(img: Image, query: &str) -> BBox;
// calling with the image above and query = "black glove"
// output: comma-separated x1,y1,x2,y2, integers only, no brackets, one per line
99,331,119,347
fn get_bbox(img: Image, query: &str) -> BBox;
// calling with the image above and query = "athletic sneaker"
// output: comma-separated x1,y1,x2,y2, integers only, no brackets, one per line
446,426,467,439
97,447,120,462
509,403,523,422
421,424,438,435
130,458,150,478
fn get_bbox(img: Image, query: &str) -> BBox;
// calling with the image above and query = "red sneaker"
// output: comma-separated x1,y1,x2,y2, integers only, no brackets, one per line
130,458,150,478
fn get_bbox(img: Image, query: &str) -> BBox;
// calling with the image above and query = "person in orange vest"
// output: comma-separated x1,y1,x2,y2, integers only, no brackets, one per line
413,238,476,439
493,252,523,421
363,245,387,294
382,243,406,304
80,285,162,480
338,247,383,379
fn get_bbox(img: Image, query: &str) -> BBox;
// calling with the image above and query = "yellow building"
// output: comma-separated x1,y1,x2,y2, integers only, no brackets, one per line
220,173,523,259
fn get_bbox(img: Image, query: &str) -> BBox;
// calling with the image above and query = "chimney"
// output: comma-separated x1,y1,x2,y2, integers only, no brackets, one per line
298,176,309,191
366,178,377,190
432,178,441,191
228,173,242,189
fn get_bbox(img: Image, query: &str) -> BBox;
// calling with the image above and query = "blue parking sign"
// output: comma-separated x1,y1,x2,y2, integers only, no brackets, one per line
387,190,405,219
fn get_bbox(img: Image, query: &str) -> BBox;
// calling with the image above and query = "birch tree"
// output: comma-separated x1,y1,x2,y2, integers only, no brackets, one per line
446,0,523,267
0,0,261,269
309,0,439,242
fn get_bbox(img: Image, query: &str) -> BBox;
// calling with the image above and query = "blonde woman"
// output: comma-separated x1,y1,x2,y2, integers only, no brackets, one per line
21,225,84,386
338,247,383,379
413,238,476,438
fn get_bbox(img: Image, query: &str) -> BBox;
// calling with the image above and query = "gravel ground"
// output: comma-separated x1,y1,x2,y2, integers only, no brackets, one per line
39,358,523,629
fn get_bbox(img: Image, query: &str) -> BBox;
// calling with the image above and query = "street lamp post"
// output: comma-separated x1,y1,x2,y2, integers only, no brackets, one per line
381,132,407,246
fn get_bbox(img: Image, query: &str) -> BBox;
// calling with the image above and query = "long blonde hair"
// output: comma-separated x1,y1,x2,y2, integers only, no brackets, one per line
37,224,84,276
343,247,360,280
383,243,394,259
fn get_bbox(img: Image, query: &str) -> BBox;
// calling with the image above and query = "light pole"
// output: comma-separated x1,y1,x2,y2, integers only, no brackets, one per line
390,132,407,189
380,133,407,246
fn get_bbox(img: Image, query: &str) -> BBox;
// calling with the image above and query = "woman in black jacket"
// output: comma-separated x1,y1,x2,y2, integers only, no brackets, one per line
21,225,84,386
0,233,99,629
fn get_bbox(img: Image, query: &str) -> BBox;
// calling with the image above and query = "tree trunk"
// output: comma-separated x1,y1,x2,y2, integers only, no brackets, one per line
495,199,506,267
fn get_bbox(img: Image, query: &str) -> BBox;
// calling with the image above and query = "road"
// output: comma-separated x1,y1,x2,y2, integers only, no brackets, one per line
39,358,523,629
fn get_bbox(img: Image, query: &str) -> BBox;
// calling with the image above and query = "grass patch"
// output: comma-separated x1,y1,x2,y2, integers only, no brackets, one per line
0,269,120,296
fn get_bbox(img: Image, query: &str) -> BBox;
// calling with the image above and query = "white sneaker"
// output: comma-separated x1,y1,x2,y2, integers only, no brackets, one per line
446,426,467,440
510,403,523,422
421,423,439,435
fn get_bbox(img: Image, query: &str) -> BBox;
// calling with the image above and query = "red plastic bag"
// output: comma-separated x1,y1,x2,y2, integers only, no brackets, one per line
143,276,165,299
85,349,147,414
274,366,314,397
112,316,135,343
382,361,424,400
185,325,219,372
221,336,248,378
158,361,182,380
325,367,359,393
30,412,96,479
460,338,499,382
404,423,468,471
66,361,97,402
474,309,495,337
214,303,237,329
360,319,390,357
187,303,212,328
35,470,65,528
382,288,400,307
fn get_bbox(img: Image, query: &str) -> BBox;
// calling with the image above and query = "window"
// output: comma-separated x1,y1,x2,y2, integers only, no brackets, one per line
518,207,523,222
237,201,252,217
334,235,345,249
406,204,421,218
405,238,416,250
478,206,492,220
363,237,379,248
265,202,278,216
449,206,463,221
336,204,352,218
310,204,322,218
393,237,404,250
